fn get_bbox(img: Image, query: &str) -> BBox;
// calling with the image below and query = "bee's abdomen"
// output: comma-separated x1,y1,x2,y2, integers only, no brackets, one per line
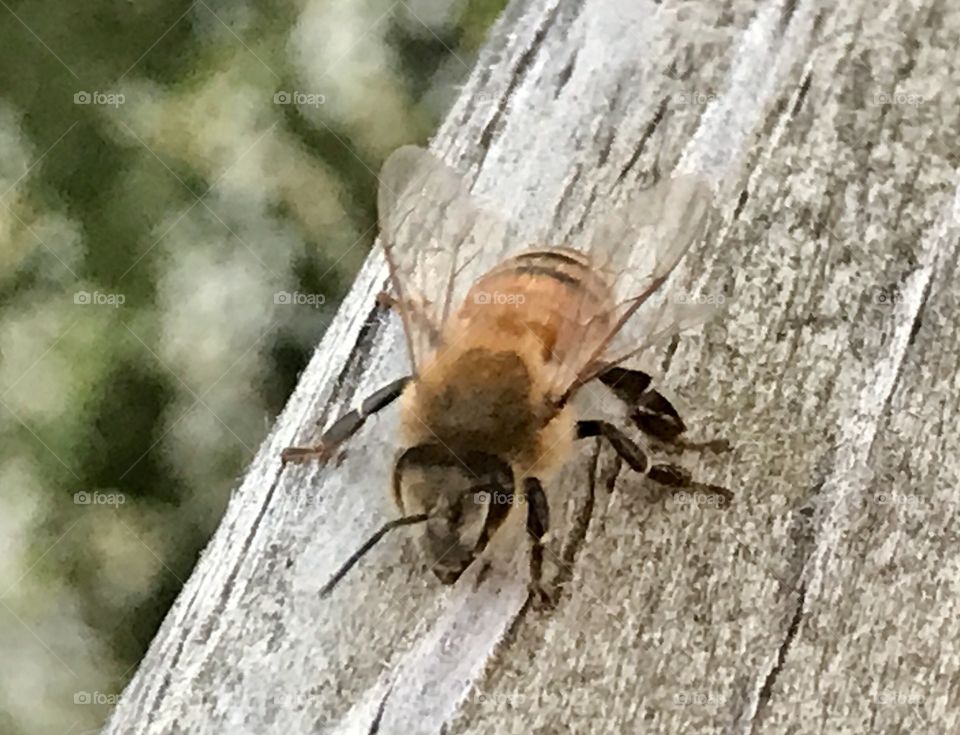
478,247,610,298
460,247,614,364
503,247,597,285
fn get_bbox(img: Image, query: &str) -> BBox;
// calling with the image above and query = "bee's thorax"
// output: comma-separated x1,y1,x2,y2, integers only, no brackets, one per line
401,343,542,459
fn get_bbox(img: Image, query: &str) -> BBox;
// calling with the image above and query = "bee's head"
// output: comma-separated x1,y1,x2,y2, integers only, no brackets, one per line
394,444,515,584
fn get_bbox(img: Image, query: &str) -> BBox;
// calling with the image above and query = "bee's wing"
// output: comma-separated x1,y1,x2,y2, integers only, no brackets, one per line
553,172,719,403
377,146,510,373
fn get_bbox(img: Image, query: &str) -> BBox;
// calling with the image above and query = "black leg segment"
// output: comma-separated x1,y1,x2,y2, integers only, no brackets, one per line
596,365,686,442
576,419,732,506
631,391,685,443
525,477,549,539
577,420,649,473
523,477,553,608
596,365,653,403
647,464,733,506
282,376,411,464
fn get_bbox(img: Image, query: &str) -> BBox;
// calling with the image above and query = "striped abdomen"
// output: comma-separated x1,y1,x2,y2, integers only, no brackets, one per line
458,247,615,367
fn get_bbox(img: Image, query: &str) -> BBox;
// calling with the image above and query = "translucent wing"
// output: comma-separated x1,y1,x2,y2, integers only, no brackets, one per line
552,172,718,404
376,146,717,395
377,146,510,374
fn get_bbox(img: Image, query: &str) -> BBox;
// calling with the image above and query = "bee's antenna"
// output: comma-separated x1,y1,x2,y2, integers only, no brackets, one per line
320,513,429,597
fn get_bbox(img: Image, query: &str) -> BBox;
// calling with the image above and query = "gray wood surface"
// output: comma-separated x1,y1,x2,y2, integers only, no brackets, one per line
103,0,960,733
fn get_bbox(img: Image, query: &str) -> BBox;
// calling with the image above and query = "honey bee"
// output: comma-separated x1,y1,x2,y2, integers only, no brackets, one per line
282,146,732,603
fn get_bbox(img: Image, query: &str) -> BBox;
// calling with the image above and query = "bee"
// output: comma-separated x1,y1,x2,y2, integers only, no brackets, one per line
282,146,732,603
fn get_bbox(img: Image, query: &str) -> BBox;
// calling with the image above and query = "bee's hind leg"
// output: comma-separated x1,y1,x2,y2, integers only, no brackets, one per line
523,478,555,609
281,376,410,465
596,366,730,453
576,420,732,507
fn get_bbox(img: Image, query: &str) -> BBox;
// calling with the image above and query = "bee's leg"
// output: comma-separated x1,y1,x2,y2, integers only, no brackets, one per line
375,290,398,309
523,477,554,608
576,420,732,506
376,291,442,346
596,366,729,452
281,377,411,464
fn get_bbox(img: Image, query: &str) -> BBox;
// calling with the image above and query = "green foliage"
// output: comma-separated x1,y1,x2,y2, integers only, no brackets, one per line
0,1,507,733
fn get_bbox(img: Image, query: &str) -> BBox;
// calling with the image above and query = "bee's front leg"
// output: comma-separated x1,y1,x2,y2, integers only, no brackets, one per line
522,477,555,609
576,420,732,507
281,377,411,465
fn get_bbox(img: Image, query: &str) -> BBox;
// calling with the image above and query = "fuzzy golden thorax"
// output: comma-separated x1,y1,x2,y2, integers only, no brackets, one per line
399,330,575,477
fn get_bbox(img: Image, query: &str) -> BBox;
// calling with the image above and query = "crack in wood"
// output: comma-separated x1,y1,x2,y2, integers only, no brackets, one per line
146,672,173,729
751,582,807,725
596,128,616,169
200,301,390,648
554,49,578,97
732,188,749,220
478,3,561,156
741,450,832,729
778,0,800,35
906,271,932,349
886,268,935,417
616,97,668,184
549,163,583,235
367,685,393,734
141,297,395,727
791,70,812,117
318,300,396,428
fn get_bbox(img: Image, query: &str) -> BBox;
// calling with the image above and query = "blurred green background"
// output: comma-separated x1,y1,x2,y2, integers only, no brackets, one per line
0,1,505,733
